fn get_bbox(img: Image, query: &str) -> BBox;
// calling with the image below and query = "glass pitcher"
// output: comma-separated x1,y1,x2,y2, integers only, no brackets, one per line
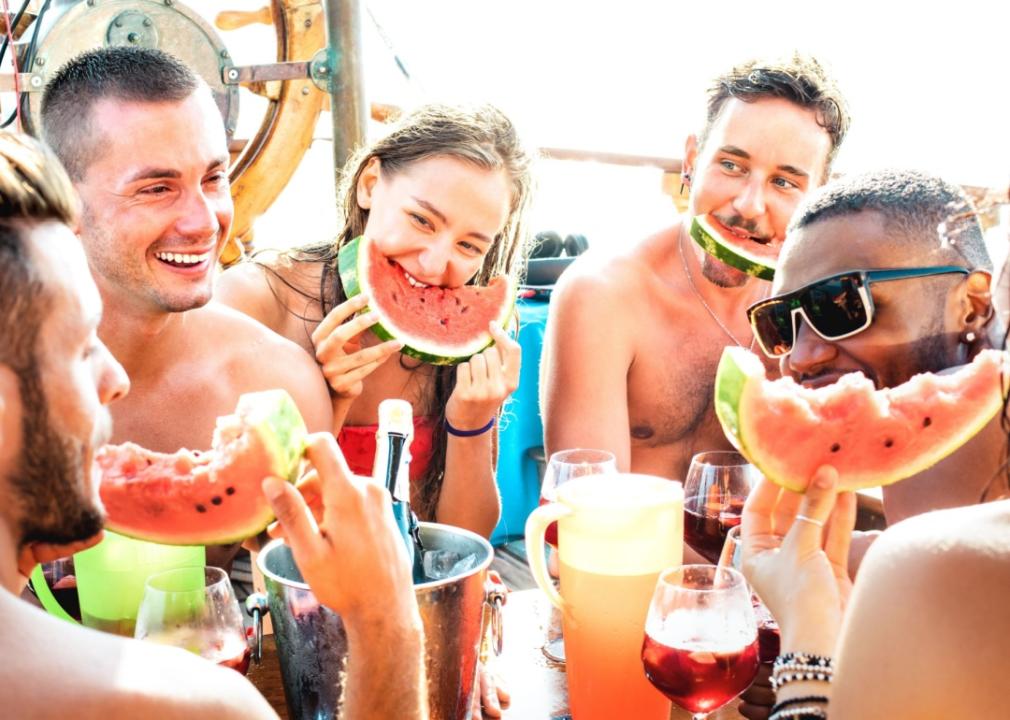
526,473,683,720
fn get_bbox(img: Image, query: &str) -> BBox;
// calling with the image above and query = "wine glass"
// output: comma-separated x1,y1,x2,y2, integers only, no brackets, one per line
641,565,760,719
135,566,252,674
539,448,617,663
683,451,759,563
718,525,780,664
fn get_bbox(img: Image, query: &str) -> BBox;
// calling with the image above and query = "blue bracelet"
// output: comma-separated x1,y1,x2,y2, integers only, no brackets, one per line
444,416,496,437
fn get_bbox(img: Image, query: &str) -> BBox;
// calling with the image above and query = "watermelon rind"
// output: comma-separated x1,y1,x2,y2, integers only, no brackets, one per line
715,346,1008,493
338,235,515,365
690,214,776,281
100,390,308,545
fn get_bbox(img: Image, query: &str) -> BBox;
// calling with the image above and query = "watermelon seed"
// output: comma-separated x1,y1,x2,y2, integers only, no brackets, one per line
392,291,399,304
211,496,223,505
884,438,894,448
460,306,469,314
440,318,448,326
226,486,236,495
195,504,207,513
923,417,932,427
830,443,841,453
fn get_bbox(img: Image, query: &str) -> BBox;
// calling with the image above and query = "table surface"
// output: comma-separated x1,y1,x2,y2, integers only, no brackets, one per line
248,588,742,720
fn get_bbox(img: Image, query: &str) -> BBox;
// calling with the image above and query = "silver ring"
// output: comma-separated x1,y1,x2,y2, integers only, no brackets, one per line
794,514,825,528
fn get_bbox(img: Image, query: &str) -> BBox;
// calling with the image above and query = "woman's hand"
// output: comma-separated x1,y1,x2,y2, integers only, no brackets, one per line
445,322,521,430
311,293,403,400
741,467,857,656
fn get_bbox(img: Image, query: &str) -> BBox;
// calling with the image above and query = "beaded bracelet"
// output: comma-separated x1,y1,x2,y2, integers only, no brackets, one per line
769,707,828,720
444,416,496,437
771,653,834,691
770,695,830,715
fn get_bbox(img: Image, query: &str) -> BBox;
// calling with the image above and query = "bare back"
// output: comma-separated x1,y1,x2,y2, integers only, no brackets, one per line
542,221,773,481
833,499,1010,718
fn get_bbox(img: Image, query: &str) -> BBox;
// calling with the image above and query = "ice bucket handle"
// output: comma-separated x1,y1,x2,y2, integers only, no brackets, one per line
481,575,507,660
245,593,269,665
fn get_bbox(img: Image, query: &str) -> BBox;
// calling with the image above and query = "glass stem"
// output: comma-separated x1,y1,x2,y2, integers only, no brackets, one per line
693,714,709,720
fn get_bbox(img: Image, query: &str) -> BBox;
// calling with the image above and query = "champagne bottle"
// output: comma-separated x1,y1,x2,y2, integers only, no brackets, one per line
373,399,426,582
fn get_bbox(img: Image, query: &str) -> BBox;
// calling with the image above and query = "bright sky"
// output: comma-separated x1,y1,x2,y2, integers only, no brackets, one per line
215,0,1010,252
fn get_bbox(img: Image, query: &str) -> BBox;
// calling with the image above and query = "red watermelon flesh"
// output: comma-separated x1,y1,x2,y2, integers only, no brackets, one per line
98,390,307,545
714,347,1009,492
338,235,514,365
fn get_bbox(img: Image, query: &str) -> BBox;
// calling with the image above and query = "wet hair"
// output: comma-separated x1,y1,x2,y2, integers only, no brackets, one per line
789,168,993,272
40,46,200,181
0,131,78,374
263,103,536,519
699,53,850,179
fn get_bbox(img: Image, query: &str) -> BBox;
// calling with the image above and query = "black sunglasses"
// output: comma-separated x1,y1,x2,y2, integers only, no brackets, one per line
747,266,970,358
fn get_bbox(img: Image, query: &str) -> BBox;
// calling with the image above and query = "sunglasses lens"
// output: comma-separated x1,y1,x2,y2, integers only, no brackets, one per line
751,301,795,356
800,275,868,338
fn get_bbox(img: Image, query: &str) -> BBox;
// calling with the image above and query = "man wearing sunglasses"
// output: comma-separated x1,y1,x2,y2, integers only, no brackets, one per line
759,167,1007,526
543,54,850,485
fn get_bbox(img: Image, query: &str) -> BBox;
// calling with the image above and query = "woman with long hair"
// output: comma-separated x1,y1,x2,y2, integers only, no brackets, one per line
218,103,535,538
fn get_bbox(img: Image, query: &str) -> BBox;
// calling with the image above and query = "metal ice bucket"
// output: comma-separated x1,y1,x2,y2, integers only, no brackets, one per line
255,523,497,720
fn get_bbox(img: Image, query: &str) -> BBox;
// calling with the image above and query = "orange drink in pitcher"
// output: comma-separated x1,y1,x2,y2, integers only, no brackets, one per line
526,473,683,720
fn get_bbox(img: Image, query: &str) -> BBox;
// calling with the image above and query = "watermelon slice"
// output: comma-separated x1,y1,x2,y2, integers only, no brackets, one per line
689,214,778,280
714,347,1009,492
97,390,307,545
338,235,514,365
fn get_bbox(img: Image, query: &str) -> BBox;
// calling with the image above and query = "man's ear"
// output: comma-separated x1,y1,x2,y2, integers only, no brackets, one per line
962,270,995,331
682,134,698,183
355,157,381,210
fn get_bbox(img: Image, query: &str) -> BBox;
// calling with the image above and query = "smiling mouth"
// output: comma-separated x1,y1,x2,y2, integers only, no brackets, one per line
715,217,772,245
155,250,212,268
401,267,431,288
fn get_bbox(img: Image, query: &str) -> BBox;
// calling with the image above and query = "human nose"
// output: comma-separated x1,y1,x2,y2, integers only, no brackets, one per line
417,236,452,279
97,344,130,405
732,176,767,219
175,188,220,240
785,315,837,377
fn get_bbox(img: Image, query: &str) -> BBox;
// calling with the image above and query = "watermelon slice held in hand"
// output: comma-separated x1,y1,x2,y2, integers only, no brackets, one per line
98,390,307,545
690,214,778,280
338,235,515,365
714,347,1009,492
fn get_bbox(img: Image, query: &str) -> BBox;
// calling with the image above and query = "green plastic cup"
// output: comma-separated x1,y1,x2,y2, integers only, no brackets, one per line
32,531,204,637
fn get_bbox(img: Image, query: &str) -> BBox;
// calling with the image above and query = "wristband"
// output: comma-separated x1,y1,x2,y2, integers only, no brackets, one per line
444,416,496,437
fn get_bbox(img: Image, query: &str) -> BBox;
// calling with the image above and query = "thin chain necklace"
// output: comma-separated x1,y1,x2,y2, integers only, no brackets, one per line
678,227,754,349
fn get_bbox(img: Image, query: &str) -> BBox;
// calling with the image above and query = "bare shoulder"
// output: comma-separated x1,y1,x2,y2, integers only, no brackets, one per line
192,303,332,432
216,252,324,337
552,228,675,318
833,501,1010,718
2,598,276,720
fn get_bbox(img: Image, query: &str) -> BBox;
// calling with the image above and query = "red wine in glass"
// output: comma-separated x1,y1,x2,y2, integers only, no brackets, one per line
215,643,253,675
642,633,760,714
755,603,781,664
683,497,745,563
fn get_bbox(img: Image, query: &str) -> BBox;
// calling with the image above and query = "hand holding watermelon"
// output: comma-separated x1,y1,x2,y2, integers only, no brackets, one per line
740,468,857,656
312,293,405,400
445,322,521,431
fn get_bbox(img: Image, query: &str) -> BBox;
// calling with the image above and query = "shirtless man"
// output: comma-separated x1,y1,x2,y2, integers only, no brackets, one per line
39,46,331,457
39,47,331,565
0,132,426,719
542,54,850,481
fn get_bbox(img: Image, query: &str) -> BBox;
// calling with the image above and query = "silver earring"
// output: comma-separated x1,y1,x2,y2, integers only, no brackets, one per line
964,331,977,343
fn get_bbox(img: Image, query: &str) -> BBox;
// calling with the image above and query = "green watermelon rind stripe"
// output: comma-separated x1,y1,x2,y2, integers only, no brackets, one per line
338,235,516,366
690,215,776,281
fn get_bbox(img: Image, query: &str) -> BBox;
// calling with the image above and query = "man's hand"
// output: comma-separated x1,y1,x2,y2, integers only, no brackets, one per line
261,433,416,622
741,467,856,655
16,532,104,589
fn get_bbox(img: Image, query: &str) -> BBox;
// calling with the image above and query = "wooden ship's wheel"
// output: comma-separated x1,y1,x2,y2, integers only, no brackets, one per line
10,0,334,264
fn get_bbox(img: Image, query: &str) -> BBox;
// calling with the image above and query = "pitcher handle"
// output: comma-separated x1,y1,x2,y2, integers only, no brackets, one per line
524,502,571,610
245,593,270,665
